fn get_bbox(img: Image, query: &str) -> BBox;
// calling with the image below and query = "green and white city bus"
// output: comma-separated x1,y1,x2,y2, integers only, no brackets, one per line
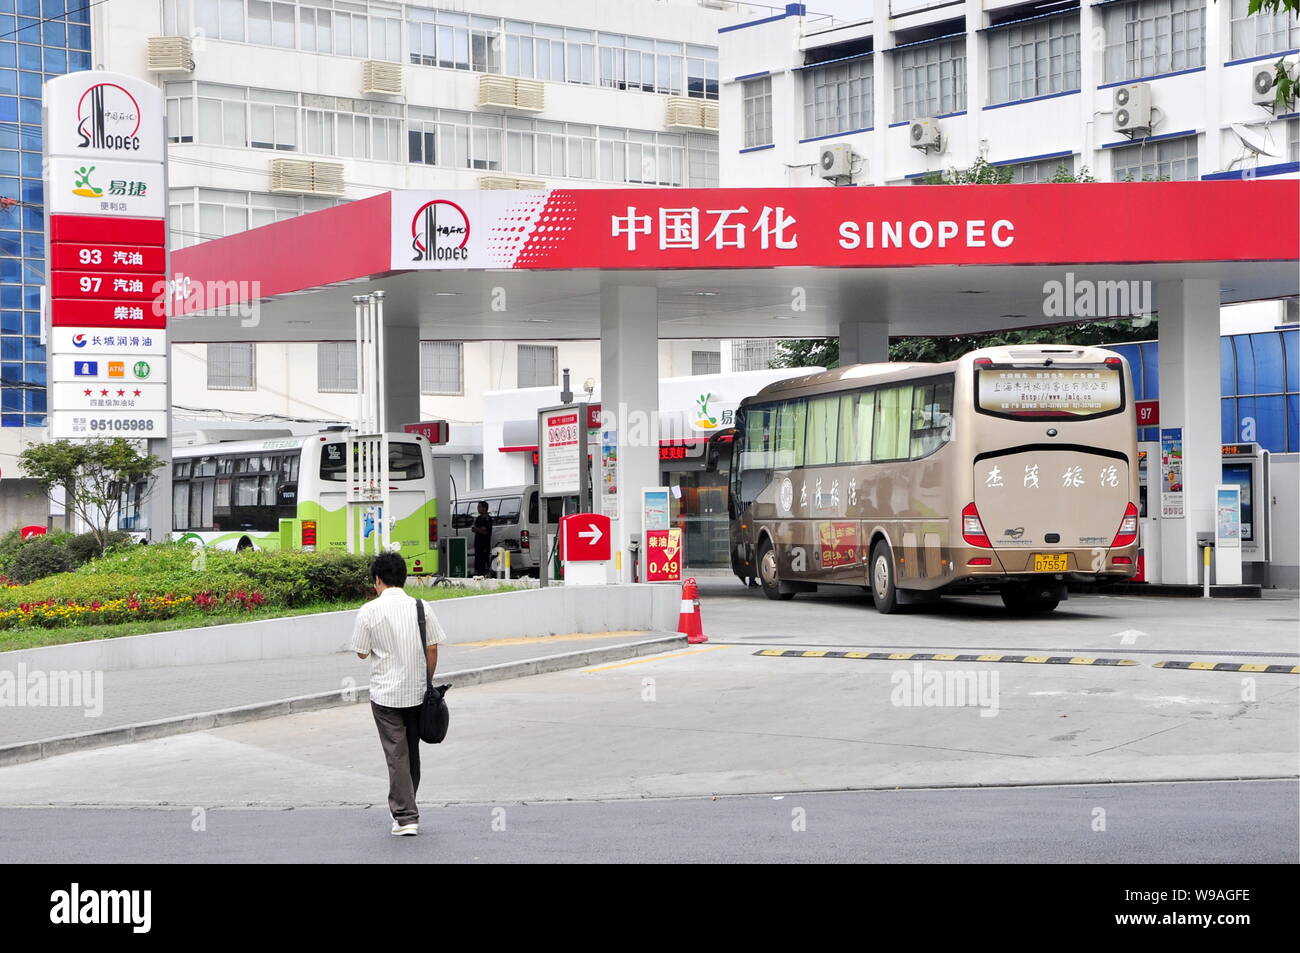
162,430,440,576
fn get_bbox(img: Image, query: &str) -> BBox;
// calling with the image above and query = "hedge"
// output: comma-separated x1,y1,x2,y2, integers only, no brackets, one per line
0,544,378,630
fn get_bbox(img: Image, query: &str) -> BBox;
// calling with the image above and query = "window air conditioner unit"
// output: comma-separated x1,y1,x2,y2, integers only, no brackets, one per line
665,97,706,130
479,75,545,112
270,159,344,197
1252,60,1297,110
362,60,403,95
1112,82,1151,136
146,36,194,73
479,176,545,190
699,102,719,130
909,118,941,153
819,142,854,180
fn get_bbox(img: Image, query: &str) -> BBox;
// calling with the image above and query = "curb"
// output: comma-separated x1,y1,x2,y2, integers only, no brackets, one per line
0,634,686,768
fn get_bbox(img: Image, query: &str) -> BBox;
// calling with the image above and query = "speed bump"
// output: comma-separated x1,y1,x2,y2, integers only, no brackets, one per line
753,650,1137,667
1154,660,1298,675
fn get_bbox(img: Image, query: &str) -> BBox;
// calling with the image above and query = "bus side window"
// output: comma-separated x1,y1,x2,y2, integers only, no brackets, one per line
738,405,775,504
804,397,839,466
872,385,913,462
838,391,875,464
773,400,806,470
452,502,472,529
910,379,954,458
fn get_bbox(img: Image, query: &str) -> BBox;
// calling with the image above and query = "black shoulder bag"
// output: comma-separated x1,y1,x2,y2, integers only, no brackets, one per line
416,600,451,744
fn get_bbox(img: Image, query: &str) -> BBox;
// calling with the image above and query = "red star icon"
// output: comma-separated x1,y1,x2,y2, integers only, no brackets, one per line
83,389,91,396
116,389,126,397
100,389,108,396
132,389,142,397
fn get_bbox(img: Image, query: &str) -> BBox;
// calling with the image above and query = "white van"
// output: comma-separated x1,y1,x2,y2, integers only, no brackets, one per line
449,485,578,575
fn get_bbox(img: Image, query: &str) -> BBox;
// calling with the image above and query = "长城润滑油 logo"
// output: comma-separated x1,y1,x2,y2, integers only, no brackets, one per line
411,200,470,263
76,82,142,153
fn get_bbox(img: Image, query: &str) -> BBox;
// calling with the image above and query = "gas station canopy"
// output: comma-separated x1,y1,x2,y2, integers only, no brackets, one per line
169,182,1299,342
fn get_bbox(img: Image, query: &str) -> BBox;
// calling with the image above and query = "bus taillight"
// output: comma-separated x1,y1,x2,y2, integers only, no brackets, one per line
301,520,317,551
521,529,530,550
429,517,438,546
1110,503,1139,548
961,502,991,548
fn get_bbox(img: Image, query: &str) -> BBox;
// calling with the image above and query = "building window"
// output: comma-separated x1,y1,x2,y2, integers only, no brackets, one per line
1111,135,1198,181
803,57,873,138
517,344,557,388
692,350,721,375
208,342,256,390
1289,117,1299,163
317,341,357,393
1006,155,1076,183
164,0,401,61
168,187,338,249
1103,0,1205,83
893,38,966,123
1229,0,1300,59
987,14,1080,105
599,127,686,186
165,82,298,151
742,76,773,148
421,341,463,395
302,94,402,161
731,339,777,371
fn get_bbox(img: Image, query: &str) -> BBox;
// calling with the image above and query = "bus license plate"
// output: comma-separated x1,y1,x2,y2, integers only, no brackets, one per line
1034,554,1068,572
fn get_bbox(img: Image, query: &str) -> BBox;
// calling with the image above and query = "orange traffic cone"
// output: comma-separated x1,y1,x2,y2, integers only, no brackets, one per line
678,577,708,644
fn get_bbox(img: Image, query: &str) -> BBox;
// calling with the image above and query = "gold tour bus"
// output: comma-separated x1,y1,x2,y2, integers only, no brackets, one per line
728,345,1140,613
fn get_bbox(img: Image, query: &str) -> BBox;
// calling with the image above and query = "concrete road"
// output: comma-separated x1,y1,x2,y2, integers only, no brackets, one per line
0,591,1292,808
0,781,1292,863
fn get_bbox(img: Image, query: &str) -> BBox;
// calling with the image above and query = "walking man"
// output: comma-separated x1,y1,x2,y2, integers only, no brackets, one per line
471,500,493,576
352,551,447,836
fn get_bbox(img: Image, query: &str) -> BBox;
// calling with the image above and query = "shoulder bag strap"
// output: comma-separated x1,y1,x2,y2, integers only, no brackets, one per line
416,599,432,691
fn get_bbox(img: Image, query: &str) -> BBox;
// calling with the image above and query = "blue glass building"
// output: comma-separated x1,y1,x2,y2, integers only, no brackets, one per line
1110,329,1300,453
0,0,92,429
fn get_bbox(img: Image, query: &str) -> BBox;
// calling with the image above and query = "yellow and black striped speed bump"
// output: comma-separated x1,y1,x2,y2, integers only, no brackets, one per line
754,649,1137,666
1154,660,1299,675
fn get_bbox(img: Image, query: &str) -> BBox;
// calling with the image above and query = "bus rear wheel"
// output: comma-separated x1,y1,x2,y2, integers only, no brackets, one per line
870,541,900,614
1001,584,1061,614
757,539,794,601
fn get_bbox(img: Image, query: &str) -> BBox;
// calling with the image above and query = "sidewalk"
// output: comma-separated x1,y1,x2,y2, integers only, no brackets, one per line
0,631,679,754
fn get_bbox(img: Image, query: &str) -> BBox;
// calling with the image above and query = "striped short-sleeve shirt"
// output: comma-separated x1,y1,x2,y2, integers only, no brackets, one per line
351,587,447,709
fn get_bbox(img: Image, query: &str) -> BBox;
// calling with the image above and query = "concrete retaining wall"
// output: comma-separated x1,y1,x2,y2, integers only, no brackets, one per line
0,583,682,674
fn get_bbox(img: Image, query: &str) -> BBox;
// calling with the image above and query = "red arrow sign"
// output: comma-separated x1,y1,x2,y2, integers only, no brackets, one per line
559,513,612,562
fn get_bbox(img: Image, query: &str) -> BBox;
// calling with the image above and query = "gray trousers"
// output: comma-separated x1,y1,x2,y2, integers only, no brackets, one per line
370,701,422,824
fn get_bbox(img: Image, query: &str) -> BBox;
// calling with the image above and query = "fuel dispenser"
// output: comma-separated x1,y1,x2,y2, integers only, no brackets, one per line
1135,441,1272,584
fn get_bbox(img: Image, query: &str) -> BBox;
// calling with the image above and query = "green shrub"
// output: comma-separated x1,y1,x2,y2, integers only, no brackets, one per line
66,530,134,566
6,534,76,584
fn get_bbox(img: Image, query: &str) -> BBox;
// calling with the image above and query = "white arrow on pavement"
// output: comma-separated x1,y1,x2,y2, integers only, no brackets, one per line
1113,629,1147,645
578,524,604,546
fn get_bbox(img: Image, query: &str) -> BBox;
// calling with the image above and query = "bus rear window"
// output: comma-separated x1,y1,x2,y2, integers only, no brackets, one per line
976,366,1123,419
320,441,426,481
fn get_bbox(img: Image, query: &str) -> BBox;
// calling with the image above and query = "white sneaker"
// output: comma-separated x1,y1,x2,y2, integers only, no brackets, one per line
391,821,419,836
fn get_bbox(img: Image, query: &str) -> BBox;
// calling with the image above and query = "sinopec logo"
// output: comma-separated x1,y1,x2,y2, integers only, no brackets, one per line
411,200,470,262
76,82,142,153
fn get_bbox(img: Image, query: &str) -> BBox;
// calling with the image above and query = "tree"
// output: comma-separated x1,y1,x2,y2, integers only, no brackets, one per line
19,439,164,556
770,337,840,369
